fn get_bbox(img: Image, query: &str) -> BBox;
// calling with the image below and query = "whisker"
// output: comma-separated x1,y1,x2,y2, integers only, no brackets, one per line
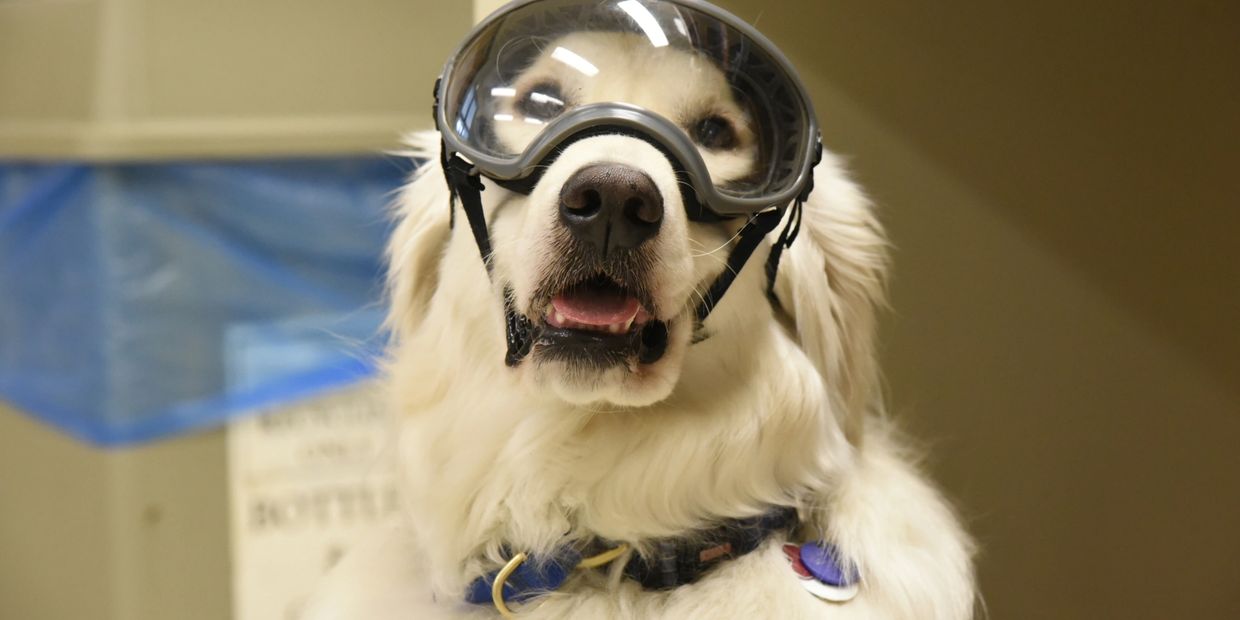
690,225,748,258
693,249,731,270
689,284,709,309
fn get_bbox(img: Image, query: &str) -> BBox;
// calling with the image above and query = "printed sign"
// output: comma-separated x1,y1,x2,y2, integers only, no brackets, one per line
228,385,400,620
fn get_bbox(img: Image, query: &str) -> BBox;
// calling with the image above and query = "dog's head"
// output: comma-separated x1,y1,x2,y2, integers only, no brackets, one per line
491,33,763,407
390,32,888,430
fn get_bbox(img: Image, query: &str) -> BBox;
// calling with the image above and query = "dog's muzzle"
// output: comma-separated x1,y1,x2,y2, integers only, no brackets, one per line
521,162,673,369
559,163,664,257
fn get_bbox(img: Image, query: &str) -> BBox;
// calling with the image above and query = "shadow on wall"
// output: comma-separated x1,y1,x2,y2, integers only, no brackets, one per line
758,0,1240,393
715,1,1240,619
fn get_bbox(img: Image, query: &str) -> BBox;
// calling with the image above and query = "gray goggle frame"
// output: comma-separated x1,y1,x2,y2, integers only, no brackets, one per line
434,0,822,217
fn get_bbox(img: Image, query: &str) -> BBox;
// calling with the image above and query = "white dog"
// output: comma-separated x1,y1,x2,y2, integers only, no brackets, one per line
308,31,975,620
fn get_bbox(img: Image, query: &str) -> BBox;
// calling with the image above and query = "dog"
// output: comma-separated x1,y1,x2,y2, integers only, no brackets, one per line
306,31,976,619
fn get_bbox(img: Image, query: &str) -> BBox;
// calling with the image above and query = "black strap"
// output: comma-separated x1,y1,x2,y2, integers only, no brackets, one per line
444,153,536,367
444,154,493,271
621,506,799,590
504,291,534,367
764,197,805,305
695,206,788,324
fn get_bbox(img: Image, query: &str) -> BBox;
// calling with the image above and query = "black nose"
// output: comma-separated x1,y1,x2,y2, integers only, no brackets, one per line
559,164,663,255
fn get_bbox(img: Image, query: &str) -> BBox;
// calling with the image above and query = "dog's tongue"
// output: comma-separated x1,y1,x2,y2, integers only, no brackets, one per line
552,287,640,326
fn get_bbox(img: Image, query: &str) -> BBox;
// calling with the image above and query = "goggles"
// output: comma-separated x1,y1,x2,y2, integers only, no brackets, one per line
431,0,820,364
435,0,821,218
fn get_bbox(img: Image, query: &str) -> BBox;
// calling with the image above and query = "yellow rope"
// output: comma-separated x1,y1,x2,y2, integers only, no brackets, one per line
491,544,630,618
491,552,528,619
576,543,631,569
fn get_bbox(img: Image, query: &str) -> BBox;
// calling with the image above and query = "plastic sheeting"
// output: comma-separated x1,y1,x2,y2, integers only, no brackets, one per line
0,157,412,446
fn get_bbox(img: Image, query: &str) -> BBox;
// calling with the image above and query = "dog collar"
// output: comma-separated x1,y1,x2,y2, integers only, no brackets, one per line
465,506,799,609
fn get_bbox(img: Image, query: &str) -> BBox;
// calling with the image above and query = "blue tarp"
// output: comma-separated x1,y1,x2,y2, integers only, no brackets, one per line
0,157,412,446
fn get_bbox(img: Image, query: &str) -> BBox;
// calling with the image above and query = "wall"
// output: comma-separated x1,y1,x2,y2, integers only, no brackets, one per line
0,3,472,619
713,0,1240,618
0,405,230,620
0,0,470,158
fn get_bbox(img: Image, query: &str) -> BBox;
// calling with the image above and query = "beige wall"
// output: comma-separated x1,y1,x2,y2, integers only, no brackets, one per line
0,0,471,158
474,0,510,23
0,406,230,620
712,0,1240,618
1,3,470,618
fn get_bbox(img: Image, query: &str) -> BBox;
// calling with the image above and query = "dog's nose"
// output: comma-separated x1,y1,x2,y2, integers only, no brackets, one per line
559,164,663,254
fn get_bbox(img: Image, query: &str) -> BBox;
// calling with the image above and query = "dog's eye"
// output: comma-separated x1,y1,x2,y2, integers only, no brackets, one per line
517,82,567,120
690,116,738,151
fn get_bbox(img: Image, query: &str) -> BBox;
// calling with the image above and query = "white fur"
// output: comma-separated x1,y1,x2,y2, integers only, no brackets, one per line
307,36,975,618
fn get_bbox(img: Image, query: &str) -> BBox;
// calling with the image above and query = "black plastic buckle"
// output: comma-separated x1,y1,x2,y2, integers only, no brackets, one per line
445,154,485,193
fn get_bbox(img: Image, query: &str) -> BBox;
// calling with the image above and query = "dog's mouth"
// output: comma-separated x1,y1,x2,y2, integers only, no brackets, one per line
546,275,652,334
534,274,669,367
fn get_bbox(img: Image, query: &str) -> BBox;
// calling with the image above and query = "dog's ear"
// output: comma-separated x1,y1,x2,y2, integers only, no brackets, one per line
384,131,452,342
772,151,890,444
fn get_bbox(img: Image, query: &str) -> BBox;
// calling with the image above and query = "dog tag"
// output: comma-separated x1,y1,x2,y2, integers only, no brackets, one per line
782,544,860,603
798,574,860,603
799,542,859,587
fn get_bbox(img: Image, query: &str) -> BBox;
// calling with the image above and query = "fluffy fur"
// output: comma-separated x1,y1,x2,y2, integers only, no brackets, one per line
307,34,975,619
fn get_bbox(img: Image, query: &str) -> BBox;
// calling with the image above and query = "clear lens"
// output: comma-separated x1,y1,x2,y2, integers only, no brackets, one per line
441,0,814,201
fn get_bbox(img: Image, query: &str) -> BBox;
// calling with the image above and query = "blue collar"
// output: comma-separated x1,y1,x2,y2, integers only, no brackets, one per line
465,506,799,607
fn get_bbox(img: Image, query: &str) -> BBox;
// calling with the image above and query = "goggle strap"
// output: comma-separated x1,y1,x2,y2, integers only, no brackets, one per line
504,292,535,367
695,205,788,324
764,197,804,306
443,152,495,272
443,149,537,367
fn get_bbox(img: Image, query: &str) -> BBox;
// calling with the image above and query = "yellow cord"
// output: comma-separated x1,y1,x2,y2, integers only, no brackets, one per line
491,552,527,620
576,543,631,569
490,544,629,618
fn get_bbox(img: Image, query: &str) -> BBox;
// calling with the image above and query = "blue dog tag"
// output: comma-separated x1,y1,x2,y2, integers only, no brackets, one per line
799,542,859,587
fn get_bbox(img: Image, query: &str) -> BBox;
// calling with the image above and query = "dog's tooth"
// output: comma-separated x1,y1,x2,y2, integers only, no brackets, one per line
553,311,566,326
622,318,634,332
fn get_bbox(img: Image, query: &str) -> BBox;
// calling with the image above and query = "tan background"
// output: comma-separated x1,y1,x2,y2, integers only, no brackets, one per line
0,0,471,158
0,411,230,620
3,1,1239,618
0,2,471,619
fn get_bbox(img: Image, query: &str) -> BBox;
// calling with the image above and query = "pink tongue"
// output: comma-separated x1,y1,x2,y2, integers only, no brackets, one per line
553,289,640,326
